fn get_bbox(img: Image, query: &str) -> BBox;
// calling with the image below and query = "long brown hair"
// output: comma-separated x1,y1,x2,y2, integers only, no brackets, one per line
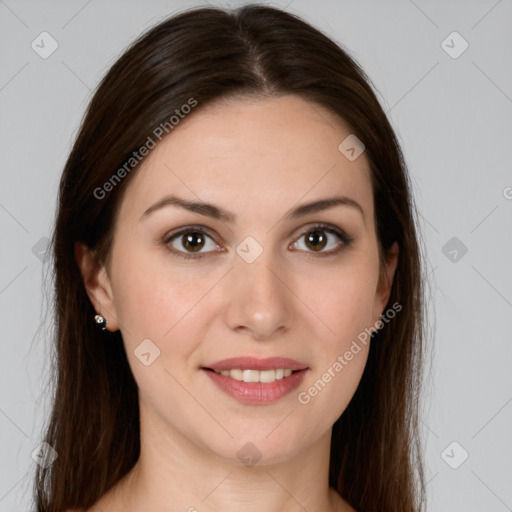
34,4,429,511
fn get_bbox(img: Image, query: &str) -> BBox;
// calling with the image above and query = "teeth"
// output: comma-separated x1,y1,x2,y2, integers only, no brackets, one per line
212,368,298,383
230,369,243,381
243,369,260,383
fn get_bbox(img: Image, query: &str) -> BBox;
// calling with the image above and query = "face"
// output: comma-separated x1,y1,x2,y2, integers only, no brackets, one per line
79,94,398,466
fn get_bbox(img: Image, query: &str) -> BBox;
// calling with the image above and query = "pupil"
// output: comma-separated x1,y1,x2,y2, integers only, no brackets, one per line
306,230,327,251
183,232,204,252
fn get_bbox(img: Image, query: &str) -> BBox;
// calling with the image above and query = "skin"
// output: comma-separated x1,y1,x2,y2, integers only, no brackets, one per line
75,94,398,512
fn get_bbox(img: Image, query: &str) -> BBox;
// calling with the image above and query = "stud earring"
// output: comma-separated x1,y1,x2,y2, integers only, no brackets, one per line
94,314,108,331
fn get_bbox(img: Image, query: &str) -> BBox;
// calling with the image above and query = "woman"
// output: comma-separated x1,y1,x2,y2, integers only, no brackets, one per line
34,4,428,511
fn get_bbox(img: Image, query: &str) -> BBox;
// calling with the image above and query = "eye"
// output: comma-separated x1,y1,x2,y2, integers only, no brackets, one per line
162,223,354,260
163,226,221,259
290,223,354,257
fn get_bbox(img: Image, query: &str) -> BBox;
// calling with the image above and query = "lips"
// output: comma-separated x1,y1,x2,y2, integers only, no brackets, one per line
202,357,309,404
211,368,294,383
203,356,308,372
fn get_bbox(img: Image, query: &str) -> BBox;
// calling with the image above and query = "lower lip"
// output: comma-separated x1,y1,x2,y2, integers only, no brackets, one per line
202,368,308,404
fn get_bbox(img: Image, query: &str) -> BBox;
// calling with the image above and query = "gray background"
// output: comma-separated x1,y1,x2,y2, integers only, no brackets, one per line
1,0,511,510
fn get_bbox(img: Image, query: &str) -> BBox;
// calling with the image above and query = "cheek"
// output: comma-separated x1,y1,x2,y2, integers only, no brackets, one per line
296,259,377,416
110,252,205,407
296,319,370,434
111,247,204,343
298,287,372,427
308,346,369,426
110,246,220,398
315,259,380,342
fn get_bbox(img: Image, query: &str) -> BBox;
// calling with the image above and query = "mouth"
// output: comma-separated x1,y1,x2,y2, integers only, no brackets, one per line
203,367,301,383
201,357,309,404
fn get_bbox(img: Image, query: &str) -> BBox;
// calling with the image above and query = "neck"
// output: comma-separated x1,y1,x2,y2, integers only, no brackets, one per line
101,400,348,512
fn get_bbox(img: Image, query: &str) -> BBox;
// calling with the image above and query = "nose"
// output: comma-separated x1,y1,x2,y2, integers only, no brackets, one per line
223,249,294,340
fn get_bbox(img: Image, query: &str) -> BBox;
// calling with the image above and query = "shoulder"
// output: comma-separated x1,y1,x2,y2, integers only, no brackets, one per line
330,488,358,512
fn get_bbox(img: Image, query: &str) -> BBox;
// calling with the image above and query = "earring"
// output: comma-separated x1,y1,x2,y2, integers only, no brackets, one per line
94,314,108,331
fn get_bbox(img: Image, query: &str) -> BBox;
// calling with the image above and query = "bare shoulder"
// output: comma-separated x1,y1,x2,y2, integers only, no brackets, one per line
341,501,358,512
330,488,358,512
338,498,358,512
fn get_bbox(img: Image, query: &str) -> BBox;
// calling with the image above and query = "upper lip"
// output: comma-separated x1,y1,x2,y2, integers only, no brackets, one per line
203,357,309,372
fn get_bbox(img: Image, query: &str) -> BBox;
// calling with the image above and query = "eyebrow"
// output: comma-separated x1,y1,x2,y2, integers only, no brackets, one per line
140,194,365,224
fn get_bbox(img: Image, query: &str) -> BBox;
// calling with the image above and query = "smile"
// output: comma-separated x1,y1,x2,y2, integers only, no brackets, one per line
202,367,308,404
211,368,295,383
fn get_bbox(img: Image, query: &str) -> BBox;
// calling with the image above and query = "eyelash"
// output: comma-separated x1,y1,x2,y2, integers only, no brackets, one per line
162,223,355,260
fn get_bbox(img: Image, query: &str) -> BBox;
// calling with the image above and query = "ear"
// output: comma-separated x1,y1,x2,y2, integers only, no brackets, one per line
373,241,399,321
74,241,119,332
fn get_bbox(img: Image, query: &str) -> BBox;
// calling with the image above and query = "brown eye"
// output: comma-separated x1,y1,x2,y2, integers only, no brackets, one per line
305,230,328,252
291,224,354,257
164,227,220,259
181,231,206,252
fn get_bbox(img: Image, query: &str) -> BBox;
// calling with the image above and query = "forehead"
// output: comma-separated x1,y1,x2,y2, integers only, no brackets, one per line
118,94,374,225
